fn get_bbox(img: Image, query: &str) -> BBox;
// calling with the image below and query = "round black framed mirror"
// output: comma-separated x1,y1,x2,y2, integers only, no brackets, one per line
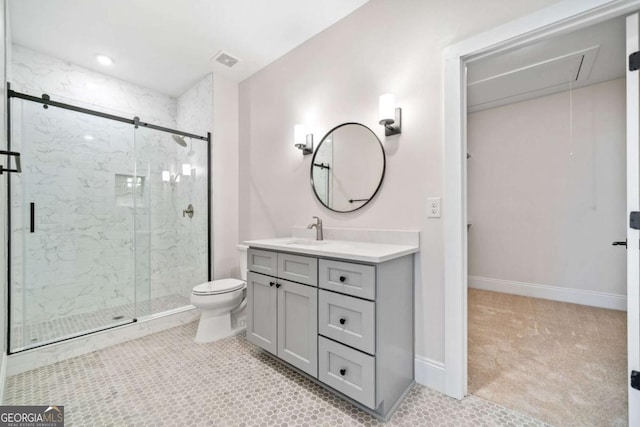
310,122,386,213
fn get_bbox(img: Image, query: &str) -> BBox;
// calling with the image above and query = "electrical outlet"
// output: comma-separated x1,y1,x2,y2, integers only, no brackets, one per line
428,197,441,218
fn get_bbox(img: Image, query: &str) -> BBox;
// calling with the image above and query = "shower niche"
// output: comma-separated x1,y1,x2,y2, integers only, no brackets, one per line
115,174,146,207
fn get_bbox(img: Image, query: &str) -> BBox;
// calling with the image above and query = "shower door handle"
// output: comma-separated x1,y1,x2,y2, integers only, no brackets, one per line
30,202,35,233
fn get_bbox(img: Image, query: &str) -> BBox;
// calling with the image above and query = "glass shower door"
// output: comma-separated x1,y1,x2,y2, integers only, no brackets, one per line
10,98,137,352
133,126,209,315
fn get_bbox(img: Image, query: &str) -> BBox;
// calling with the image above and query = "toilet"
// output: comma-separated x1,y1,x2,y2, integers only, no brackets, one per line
190,244,248,343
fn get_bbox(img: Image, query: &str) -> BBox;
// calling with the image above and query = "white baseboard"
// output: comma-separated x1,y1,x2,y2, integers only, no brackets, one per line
468,276,627,311
415,355,445,394
7,307,199,377
0,352,7,403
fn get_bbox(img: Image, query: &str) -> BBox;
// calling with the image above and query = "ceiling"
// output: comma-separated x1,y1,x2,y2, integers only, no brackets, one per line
467,16,626,112
8,0,369,97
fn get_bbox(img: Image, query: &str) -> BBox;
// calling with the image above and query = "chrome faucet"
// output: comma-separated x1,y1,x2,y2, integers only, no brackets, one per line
307,216,323,241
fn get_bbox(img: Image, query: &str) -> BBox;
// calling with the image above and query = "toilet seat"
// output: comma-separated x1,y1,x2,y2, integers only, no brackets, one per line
193,279,245,295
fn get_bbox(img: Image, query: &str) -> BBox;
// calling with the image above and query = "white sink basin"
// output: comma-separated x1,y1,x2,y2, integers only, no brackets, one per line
285,239,329,246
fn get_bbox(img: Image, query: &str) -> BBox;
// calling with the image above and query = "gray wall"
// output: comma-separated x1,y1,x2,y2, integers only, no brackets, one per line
238,0,562,364
212,75,240,280
468,78,626,297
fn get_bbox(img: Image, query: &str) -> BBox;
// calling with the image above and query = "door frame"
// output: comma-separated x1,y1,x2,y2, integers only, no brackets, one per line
443,0,640,400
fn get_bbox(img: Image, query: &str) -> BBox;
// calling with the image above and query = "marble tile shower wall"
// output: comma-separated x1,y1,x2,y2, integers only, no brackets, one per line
11,45,176,125
9,45,210,342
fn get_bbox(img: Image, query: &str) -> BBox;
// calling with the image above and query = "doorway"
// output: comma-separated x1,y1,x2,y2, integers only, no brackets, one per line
465,17,627,423
443,1,640,426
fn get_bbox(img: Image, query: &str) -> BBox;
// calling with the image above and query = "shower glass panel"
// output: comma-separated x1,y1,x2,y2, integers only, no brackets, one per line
133,127,209,315
9,98,139,352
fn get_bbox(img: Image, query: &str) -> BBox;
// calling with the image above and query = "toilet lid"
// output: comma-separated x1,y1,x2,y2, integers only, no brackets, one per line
193,279,245,295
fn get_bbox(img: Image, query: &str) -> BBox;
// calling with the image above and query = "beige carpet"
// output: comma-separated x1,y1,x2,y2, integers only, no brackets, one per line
468,289,627,426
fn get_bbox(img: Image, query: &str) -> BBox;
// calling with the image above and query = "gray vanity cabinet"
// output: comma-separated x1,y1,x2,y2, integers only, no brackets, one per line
247,249,318,377
247,246,414,421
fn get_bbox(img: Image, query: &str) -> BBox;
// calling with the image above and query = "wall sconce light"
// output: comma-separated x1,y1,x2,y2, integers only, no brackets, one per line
378,93,402,136
294,124,313,155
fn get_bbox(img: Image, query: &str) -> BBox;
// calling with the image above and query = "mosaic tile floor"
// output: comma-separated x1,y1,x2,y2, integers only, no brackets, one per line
11,294,190,351
4,322,547,426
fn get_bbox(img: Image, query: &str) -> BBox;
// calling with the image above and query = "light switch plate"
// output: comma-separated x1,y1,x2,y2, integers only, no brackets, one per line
428,197,441,218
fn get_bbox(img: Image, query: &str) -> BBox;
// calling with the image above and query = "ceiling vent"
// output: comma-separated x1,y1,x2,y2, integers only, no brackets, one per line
213,51,240,68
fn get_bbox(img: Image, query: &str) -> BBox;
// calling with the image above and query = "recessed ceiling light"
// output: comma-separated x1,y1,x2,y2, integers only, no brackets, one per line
83,135,95,141
96,55,113,66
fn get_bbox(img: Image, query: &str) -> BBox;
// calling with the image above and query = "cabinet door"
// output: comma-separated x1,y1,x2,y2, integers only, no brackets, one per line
277,279,318,377
247,272,277,354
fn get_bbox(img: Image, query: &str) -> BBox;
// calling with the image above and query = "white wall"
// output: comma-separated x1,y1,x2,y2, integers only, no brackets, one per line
467,78,626,301
238,0,562,366
212,74,240,279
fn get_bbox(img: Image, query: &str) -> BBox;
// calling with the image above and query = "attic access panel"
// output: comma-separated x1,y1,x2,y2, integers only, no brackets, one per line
467,46,599,112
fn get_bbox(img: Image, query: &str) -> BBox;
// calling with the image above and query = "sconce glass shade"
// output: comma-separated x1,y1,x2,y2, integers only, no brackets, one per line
162,170,170,182
182,164,192,175
294,124,306,147
378,93,395,125
378,93,402,136
294,124,313,155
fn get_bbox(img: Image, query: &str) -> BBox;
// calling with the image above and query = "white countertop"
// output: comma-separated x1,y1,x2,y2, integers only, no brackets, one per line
243,237,419,263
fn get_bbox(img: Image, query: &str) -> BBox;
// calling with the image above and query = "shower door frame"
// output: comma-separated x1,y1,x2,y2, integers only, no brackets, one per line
5,84,213,354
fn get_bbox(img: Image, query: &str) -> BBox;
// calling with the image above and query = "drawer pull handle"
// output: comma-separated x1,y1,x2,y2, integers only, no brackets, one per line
339,275,346,283
339,368,347,376
276,283,281,288
339,317,347,325
269,281,275,287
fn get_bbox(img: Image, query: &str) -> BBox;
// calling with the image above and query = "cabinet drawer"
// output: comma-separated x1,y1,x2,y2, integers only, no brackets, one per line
319,290,375,355
248,249,278,277
319,259,375,300
318,337,376,409
278,253,318,286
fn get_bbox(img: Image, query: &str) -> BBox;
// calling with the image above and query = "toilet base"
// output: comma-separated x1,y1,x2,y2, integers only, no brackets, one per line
194,311,243,343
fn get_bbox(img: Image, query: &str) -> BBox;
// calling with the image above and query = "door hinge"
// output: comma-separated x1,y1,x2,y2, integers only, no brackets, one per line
631,212,640,230
632,371,640,391
630,52,640,71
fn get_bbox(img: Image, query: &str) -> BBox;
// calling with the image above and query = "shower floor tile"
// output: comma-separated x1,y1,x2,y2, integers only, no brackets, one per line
4,322,548,426
11,294,190,351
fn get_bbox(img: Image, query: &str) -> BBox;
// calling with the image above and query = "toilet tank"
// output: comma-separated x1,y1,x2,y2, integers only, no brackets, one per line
237,244,249,281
